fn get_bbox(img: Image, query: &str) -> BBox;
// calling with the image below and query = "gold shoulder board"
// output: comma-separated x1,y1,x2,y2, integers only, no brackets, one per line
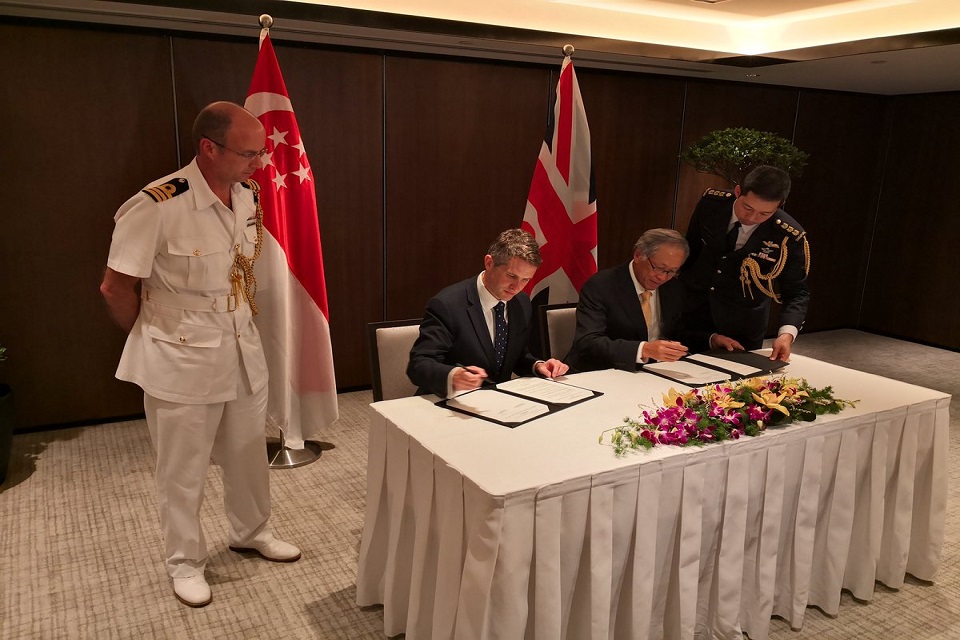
142,178,189,203
702,187,733,199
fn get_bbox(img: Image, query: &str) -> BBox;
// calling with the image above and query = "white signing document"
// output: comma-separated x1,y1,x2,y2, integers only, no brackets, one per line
643,360,731,386
447,389,549,424
688,353,761,377
496,377,594,404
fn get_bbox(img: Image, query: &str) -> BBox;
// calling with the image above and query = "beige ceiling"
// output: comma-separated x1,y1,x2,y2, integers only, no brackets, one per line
264,0,960,94
289,0,960,55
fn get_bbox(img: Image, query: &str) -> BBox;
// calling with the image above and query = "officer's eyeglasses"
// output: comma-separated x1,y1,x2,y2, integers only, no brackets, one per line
203,136,268,161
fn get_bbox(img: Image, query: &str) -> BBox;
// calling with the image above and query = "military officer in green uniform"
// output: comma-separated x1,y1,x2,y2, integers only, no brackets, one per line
681,165,810,361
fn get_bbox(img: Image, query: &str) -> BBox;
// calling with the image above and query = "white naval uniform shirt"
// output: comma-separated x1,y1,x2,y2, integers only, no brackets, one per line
107,159,268,404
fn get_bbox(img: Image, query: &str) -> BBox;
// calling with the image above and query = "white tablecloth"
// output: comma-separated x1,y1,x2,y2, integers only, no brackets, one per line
356,354,950,640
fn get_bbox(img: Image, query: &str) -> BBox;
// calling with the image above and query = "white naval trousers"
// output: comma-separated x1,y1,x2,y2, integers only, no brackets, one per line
144,385,271,578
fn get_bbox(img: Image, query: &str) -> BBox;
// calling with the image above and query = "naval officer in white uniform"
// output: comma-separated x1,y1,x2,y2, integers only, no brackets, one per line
100,102,300,608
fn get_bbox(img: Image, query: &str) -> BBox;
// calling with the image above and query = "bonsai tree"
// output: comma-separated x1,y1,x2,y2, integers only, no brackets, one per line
680,127,809,186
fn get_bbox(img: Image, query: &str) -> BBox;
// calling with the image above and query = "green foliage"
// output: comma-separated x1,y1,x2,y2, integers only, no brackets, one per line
680,127,809,186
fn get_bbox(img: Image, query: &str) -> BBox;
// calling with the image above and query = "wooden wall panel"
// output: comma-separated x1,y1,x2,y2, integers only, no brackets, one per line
172,38,384,387
791,90,887,333
0,23,176,429
384,56,550,320
860,93,960,349
577,70,686,268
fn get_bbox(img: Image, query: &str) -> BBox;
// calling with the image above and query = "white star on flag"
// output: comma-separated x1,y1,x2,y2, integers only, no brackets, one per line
268,127,288,146
293,139,307,156
293,163,312,184
272,172,286,190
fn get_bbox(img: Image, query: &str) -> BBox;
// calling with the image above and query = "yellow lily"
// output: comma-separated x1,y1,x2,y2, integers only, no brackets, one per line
751,390,791,416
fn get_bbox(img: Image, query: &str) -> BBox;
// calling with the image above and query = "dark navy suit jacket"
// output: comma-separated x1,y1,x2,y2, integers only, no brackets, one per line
407,276,538,397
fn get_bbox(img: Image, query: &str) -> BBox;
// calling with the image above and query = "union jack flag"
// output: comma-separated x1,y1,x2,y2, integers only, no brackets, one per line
522,55,597,306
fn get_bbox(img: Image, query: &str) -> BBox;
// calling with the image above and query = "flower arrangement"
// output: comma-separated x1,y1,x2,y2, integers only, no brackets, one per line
601,376,857,456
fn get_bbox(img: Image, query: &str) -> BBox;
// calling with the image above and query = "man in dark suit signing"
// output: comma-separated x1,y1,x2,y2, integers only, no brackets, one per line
407,228,568,398
567,228,706,372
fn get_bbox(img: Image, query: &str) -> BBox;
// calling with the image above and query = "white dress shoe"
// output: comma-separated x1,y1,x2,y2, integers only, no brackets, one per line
173,575,212,607
229,536,301,563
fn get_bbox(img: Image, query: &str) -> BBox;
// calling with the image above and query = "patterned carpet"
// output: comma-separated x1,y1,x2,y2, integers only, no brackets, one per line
0,330,956,639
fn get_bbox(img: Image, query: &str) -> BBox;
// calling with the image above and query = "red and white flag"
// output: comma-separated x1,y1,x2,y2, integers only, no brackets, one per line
244,30,338,449
522,55,597,305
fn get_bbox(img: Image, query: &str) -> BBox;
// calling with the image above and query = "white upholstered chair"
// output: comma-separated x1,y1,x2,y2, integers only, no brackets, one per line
367,319,423,401
538,303,579,361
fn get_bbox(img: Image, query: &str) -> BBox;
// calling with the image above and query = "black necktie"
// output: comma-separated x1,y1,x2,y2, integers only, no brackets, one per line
725,221,741,252
493,301,507,374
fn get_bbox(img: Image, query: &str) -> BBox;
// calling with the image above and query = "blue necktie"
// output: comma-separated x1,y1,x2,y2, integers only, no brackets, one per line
493,301,507,374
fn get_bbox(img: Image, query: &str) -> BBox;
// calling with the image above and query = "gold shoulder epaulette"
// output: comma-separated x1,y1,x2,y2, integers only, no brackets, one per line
240,178,261,193
142,178,189,203
774,217,805,241
702,187,733,199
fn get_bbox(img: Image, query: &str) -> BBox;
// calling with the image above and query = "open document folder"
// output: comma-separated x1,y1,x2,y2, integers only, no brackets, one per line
642,349,788,387
438,377,602,428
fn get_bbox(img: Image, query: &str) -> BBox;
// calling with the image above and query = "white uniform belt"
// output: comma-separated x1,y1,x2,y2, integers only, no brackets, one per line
142,287,243,313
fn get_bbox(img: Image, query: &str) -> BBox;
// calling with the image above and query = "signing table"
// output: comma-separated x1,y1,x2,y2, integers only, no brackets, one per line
356,354,949,640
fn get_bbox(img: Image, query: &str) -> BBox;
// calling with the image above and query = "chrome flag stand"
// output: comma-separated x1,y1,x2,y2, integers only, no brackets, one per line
267,427,326,469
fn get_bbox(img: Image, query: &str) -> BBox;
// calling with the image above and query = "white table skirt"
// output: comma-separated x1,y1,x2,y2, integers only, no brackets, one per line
356,355,950,640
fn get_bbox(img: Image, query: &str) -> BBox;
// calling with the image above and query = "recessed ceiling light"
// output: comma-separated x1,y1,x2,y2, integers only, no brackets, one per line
690,0,731,4
746,73,762,77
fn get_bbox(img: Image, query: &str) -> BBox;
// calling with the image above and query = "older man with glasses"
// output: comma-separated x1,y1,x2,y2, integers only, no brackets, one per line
566,228,709,373
99,101,300,608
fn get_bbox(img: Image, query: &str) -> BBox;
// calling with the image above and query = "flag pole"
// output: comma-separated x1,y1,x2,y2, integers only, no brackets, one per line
249,13,332,469
563,44,575,57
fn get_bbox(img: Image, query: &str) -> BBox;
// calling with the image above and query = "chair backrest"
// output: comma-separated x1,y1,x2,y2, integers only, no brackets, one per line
538,303,579,361
367,319,423,402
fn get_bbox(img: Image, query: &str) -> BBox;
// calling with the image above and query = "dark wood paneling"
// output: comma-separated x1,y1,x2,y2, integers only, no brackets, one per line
577,70,686,268
860,93,960,349
675,82,801,235
0,23,176,429
384,56,550,319
172,38,384,387
791,90,887,333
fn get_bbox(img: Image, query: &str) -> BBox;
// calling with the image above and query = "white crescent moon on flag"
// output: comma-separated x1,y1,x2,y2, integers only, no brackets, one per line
245,91,293,117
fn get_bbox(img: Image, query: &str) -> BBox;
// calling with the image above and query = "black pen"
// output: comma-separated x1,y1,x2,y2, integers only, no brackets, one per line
455,363,496,387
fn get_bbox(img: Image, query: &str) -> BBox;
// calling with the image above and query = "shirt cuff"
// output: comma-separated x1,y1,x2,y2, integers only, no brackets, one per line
445,367,459,399
635,341,648,364
777,325,799,341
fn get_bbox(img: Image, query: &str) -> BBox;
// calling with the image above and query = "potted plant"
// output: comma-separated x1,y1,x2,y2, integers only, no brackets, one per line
0,344,12,484
680,127,809,186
